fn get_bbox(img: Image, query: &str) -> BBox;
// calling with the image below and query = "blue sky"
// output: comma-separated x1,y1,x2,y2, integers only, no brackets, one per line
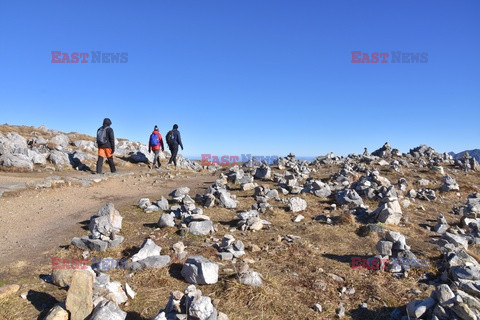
0,1,479,157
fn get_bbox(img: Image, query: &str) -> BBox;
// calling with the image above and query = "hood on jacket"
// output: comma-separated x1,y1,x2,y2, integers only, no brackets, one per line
103,118,112,127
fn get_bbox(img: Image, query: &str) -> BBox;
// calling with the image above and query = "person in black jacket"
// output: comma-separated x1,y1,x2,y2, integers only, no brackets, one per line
167,124,183,167
96,118,116,173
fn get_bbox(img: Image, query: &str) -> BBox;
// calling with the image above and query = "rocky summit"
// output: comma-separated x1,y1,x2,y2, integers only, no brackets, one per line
2,131,480,320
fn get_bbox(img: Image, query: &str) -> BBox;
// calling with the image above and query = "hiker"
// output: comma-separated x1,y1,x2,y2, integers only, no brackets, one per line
96,118,116,174
148,125,164,168
166,124,183,167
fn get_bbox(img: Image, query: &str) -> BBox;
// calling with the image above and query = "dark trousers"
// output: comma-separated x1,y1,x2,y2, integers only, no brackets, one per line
168,145,178,166
96,156,116,173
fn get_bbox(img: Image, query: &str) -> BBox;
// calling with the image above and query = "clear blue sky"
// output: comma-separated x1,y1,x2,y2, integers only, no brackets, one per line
1,1,479,157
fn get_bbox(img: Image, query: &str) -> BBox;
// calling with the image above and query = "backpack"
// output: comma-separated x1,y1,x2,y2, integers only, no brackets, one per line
97,127,108,145
166,130,175,146
150,133,160,147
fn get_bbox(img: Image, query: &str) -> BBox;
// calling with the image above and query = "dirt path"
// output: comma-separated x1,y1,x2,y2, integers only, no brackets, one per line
0,169,215,270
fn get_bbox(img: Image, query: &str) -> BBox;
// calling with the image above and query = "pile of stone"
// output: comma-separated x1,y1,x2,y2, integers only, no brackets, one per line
375,230,417,275
71,203,124,251
237,209,271,231
330,163,356,189
151,284,228,320
251,186,279,213
417,188,437,201
215,234,245,261
237,262,263,287
335,189,364,207
195,178,238,209
351,171,392,200
273,170,303,194
46,268,129,320
176,154,203,171
409,145,453,164
440,216,480,246
392,227,480,319
453,193,480,216
371,142,393,158
138,196,169,213
242,156,267,167
254,163,272,180
441,175,460,192
433,215,449,234
390,160,402,172
397,178,409,193
275,153,312,177
454,153,480,172
312,152,345,165
302,178,332,198
372,187,404,225
127,238,171,270
184,212,214,236
157,187,215,236
225,166,256,190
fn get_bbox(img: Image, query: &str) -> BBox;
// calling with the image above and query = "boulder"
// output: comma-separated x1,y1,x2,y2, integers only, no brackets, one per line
288,197,307,212
0,153,33,170
376,239,393,256
406,297,436,319
218,191,237,209
189,295,216,320
73,140,96,152
181,256,219,285
90,300,127,320
44,304,69,320
170,187,190,201
65,270,94,320
189,220,214,236
131,239,162,262
254,164,271,180
52,268,74,288
156,196,169,210
48,150,70,167
50,134,70,148
158,213,176,228
238,269,263,287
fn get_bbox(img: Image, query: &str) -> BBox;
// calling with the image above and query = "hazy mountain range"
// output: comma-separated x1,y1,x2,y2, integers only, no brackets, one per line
449,149,480,161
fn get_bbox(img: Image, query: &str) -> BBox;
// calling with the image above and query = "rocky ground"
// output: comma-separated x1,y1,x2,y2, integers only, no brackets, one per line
1,127,480,320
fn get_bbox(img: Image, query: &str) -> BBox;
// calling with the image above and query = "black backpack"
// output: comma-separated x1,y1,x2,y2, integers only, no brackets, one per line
97,127,108,145
166,130,175,146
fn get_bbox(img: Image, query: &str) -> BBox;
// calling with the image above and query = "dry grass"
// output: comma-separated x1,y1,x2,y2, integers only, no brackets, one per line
1,161,480,319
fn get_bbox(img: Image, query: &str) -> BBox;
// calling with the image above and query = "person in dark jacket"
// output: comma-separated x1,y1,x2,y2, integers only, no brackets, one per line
148,125,164,169
96,118,116,173
167,124,183,167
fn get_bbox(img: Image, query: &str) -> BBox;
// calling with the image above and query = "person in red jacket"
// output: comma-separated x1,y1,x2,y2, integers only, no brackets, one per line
148,125,164,169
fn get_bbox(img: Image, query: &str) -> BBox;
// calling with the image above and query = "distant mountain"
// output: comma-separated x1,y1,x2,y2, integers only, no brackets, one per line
449,149,480,162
